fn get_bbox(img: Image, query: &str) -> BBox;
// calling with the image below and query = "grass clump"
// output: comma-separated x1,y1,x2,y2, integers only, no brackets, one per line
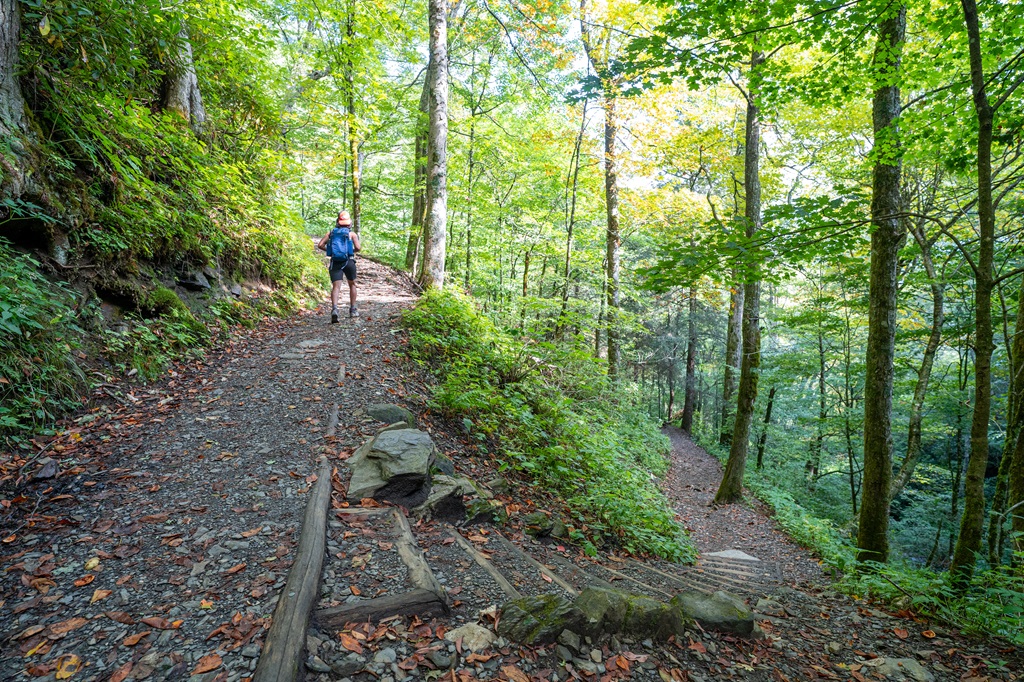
403,289,694,562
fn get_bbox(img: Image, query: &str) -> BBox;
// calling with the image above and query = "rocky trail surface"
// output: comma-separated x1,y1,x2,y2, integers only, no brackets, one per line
2,259,1021,682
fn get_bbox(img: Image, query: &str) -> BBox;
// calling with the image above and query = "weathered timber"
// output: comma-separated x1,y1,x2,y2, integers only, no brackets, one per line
253,457,332,682
451,531,521,600
315,588,446,628
392,508,449,611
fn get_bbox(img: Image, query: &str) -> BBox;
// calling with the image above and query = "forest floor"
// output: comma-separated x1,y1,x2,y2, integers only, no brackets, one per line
1,259,1021,682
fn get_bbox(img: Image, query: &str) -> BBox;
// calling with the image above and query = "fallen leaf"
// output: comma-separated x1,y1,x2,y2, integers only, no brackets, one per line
241,527,261,538
55,654,81,679
894,627,909,640
350,585,361,596
105,611,135,625
339,632,363,654
84,558,100,571
73,575,95,587
123,631,151,646
200,599,214,609
140,616,178,630
48,617,89,637
191,654,222,675
501,665,529,682
30,577,56,594
90,589,112,604
224,563,246,575
16,624,45,639
110,661,132,682
922,630,936,639
541,573,552,583
688,639,706,654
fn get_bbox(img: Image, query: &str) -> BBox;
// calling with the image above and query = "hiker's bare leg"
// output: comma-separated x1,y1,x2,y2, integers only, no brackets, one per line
348,280,357,307
331,281,342,309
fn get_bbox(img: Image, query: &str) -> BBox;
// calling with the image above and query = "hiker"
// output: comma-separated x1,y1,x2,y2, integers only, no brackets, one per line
317,210,361,322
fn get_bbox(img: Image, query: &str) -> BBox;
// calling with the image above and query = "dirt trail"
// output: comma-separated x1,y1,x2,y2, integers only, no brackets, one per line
0,259,426,681
2,262,1021,682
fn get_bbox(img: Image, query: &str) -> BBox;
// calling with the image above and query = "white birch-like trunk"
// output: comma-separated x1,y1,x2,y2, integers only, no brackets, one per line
163,30,206,132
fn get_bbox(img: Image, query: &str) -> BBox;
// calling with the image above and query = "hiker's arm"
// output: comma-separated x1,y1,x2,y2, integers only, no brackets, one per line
351,232,361,252
317,233,329,250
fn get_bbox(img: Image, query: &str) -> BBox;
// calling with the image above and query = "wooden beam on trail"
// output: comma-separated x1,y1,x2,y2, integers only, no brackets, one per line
493,534,578,597
392,508,450,612
326,403,339,438
452,531,522,600
621,559,714,595
253,456,333,682
337,363,346,386
315,588,447,627
544,552,616,591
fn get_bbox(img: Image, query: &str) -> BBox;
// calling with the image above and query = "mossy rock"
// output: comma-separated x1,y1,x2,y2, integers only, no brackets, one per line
146,286,191,317
574,586,683,640
498,594,587,645
669,590,754,636
523,511,554,537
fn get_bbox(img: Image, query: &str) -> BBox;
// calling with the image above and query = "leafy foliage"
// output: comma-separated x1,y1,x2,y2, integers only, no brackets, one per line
403,289,694,561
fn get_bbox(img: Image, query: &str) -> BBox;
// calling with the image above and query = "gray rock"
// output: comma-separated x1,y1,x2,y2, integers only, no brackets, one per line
411,475,477,521
498,594,587,645
444,623,496,652
670,590,755,636
33,457,59,480
558,629,581,652
433,454,456,476
555,645,574,662
590,649,602,663
307,656,332,673
486,477,511,494
330,655,365,676
347,429,437,507
427,651,452,669
241,644,260,658
551,517,568,538
875,658,934,681
754,597,786,617
367,403,416,427
177,271,211,291
374,648,398,664
230,284,243,297
575,587,681,640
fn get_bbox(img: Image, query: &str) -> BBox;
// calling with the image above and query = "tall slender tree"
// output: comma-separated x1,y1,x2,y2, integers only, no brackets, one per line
857,3,906,564
162,30,206,132
421,0,449,290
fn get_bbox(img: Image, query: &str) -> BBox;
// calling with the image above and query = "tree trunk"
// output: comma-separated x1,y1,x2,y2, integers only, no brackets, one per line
714,50,764,505
808,328,827,479
405,74,430,272
998,282,1024,563
951,0,995,583
719,281,744,445
0,0,23,134
465,116,476,290
666,346,676,426
755,386,776,469
559,102,588,334
681,288,698,433
891,229,944,499
162,30,206,132
346,0,361,232
420,0,449,290
604,94,622,379
856,5,906,565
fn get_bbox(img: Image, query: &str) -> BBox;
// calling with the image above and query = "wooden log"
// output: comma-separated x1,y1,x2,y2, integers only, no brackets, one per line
493,534,578,597
544,553,616,591
315,588,446,628
253,457,333,682
326,403,339,437
622,559,714,595
392,508,449,613
589,561,674,599
451,531,522,600
337,363,346,387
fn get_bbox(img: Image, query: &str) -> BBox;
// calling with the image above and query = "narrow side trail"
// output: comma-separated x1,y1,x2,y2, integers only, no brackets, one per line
659,428,1024,682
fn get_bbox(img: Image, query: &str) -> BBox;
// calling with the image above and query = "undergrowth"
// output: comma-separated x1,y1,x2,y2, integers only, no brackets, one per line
403,289,694,562
696,432,1024,646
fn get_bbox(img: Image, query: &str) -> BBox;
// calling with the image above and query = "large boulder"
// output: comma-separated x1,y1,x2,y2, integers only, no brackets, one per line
498,594,587,645
346,429,437,507
367,403,416,427
574,587,682,640
670,590,754,636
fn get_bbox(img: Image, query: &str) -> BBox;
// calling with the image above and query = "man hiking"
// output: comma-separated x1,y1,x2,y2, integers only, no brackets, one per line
318,210,361,322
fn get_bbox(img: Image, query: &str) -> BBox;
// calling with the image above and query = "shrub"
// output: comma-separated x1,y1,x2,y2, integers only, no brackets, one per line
403,289,695,561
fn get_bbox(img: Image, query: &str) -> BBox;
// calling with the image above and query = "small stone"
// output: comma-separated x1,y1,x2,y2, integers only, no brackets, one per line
374,648,398,664
875,658,934,682
555,645,574,662
444,623,496,652
827,641,842,654
705,641,718,655
558,629,581,652
589,649,602,663
241,644,260,658
428,651,452,669
306,656,332,673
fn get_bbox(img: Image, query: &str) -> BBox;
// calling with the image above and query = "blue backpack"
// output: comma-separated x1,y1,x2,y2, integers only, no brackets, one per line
327,226,354,262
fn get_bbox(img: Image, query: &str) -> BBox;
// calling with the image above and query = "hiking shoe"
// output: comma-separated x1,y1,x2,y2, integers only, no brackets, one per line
331,307,340,324
349,306,359,318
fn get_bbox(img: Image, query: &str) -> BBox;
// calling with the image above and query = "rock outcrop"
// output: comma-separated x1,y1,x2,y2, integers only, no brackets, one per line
347,429,437,507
